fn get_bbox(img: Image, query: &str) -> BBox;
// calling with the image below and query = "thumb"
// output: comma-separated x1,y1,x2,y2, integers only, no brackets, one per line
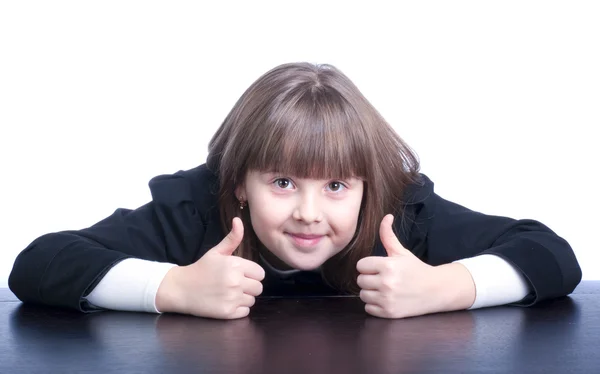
380,214,411,257
211,217,244,256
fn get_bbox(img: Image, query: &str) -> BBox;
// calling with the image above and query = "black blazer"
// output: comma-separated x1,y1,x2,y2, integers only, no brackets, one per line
8,164,582,311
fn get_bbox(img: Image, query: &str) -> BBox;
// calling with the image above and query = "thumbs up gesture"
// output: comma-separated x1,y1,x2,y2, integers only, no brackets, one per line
156,217,266,319
356,214,440,319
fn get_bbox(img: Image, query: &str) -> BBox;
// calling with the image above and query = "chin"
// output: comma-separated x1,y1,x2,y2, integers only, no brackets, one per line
285,255,327,271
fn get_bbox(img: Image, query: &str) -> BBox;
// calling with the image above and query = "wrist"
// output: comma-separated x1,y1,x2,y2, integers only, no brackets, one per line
155,266,183,313
432,263,476,312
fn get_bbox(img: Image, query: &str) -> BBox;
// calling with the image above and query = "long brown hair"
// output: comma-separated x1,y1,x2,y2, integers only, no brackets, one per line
207,62,421,294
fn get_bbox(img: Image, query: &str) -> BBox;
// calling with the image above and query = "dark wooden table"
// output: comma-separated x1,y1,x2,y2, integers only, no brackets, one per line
1,282,599,374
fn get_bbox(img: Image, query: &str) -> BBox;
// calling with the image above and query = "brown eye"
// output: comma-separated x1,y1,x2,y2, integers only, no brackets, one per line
328,181,345,192
275,178,291,189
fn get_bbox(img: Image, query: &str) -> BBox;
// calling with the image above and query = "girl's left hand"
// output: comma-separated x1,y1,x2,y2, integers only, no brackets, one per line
357,214,462,319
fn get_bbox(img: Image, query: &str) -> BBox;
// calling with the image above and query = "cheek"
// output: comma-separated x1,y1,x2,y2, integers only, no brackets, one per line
247,194,289,235
330,198,362,241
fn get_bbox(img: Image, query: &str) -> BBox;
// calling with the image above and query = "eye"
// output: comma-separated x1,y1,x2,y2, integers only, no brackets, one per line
327,181,346,192
274,178,294,189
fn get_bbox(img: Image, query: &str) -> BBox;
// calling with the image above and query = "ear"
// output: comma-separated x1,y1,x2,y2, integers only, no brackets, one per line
234,184,246,201
235,169,252,201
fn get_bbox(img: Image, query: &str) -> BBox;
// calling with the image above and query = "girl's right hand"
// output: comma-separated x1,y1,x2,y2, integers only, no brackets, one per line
155,217,265,319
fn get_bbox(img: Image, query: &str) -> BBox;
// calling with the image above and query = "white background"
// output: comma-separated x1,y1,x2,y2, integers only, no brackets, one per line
1,1,598,287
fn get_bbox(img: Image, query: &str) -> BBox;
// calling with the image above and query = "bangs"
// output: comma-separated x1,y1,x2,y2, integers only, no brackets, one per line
245,88,371,180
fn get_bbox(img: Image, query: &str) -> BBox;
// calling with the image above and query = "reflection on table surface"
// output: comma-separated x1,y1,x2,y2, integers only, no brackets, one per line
3,293,597,374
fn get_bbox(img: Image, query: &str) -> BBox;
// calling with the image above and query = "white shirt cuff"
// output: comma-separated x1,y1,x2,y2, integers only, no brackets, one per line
455,254,532,309
84,258,177,313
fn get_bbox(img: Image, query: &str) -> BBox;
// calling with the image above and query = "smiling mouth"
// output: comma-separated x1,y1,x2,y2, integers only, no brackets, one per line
286,233,324,248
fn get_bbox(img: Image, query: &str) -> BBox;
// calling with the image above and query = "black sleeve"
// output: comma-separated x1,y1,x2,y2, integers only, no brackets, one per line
8,167,211,312
398,173,582,306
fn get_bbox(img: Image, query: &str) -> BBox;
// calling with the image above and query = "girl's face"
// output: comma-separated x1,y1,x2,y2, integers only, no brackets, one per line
237,170,364,270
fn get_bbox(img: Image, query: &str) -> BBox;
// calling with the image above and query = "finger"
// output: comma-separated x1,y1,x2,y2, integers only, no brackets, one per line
356,256,385,274
242,278,263,297
228,306,250,319
365,304,387,318
357,274,381,290
212,217,244,256
242,261,266,281
359,289,381,305
239,294,256,308
380,214,411,257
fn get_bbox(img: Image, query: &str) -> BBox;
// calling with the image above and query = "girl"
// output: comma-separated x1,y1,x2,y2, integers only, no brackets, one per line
8,62,581,319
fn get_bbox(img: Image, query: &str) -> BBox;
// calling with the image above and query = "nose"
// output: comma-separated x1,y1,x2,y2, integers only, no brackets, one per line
292,191,323,223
